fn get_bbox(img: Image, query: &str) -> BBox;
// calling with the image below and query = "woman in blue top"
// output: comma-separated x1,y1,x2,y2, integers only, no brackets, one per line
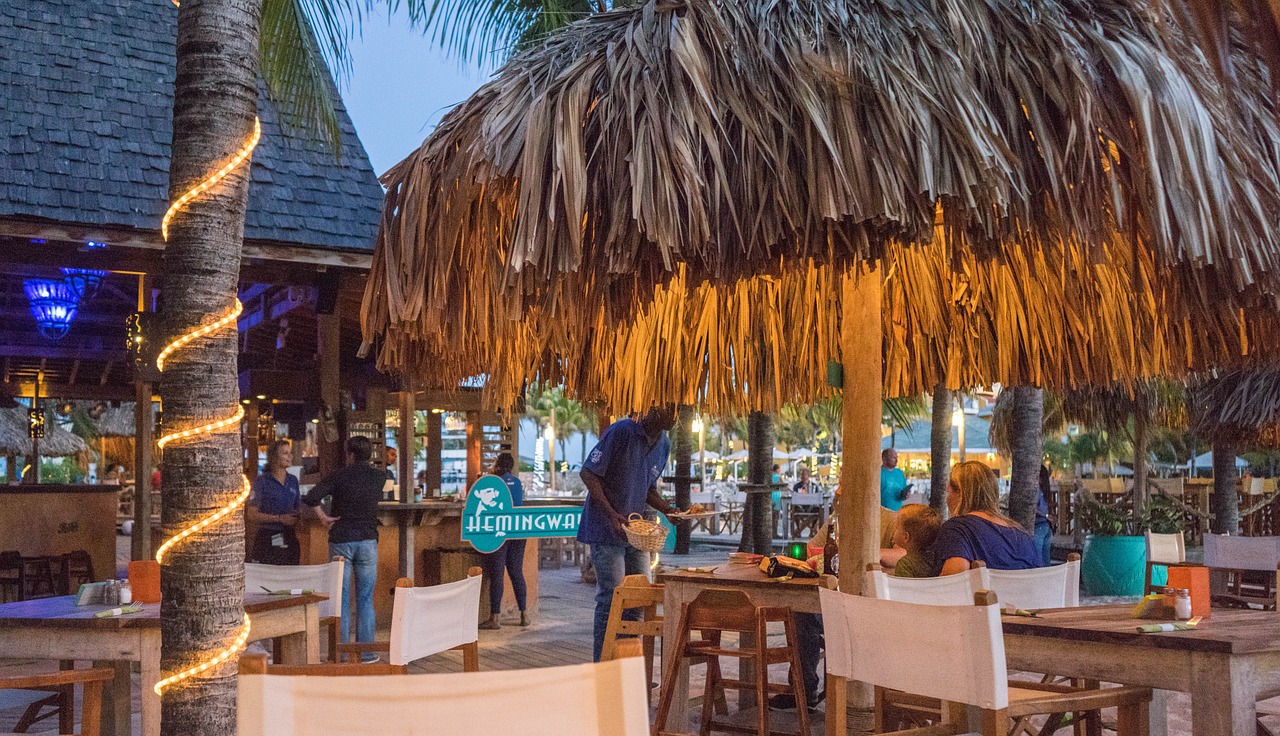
479,453,529,630
934,461,1042,575
247,440,301,565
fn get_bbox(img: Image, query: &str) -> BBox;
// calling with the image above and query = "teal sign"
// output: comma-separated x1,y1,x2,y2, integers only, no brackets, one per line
461,474,582,553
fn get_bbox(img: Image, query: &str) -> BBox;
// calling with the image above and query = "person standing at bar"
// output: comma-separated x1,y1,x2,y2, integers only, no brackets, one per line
879,448,909,511
302,435,385,662
578,406,679,661
479,452,529,630
247,439,301,565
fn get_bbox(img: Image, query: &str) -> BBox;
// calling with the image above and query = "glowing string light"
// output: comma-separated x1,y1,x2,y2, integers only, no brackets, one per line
153,614,251,695
152,92,262,693
161,117,261,241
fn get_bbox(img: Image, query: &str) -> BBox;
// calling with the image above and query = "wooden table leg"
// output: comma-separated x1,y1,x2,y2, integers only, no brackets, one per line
1189,652,1255,736
662,579,691,731
825,673,847,736
277,601,322,664
1148,689,1169,736
140,632,162,736
93,659,131,736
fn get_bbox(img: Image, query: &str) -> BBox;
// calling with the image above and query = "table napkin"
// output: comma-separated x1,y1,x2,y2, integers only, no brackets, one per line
94,603,143,618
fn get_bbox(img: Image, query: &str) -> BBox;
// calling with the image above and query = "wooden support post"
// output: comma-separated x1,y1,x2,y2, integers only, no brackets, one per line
673,405,694,554
465,411,481,489
317,308,341,476
244,401,260,480
425,409,442,495
397,385,416,582
131,381,153,561
747,412,776,555
834,263,882,722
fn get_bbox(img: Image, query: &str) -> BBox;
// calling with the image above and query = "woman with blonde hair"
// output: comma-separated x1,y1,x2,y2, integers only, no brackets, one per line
934,461,1041,576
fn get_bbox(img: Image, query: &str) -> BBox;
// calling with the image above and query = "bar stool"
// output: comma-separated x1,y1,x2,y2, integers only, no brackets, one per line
654,588,810,736
599,575,727,715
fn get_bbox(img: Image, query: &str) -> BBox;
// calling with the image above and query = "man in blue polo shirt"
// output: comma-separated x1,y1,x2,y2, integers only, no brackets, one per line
579,406,679,661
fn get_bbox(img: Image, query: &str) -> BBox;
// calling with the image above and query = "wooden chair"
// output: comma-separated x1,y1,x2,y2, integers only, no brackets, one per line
240,639,649,736
599,575,727,714
688,491,720,534
336,568,481,669
653,589,810,736
0,550,23,603
819,587,1153,736
721,491,746,535
239,652,407,676
246,556,344,661
985,554,1081,610
787,491,825,539
64,550,94,590
1,667,114,736
1202,533,1280,609
1142,531,1186,595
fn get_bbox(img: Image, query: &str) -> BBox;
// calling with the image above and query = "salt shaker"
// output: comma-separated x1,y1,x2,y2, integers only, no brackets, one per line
104,579,120,606
118,579,133,605
1174,589,1192,620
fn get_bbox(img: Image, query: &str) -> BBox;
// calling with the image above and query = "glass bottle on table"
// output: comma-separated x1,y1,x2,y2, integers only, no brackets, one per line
823,518,839,575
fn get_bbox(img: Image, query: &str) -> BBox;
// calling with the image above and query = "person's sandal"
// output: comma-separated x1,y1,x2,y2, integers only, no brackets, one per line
478,618,501,630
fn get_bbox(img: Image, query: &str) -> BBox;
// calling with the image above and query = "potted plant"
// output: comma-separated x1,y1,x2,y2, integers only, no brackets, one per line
1078,493,1186,596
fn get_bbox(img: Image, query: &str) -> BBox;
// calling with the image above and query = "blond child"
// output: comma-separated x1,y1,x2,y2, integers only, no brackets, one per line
891,504,940,578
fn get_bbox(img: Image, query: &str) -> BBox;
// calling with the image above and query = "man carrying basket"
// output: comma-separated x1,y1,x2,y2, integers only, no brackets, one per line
579,406,681,661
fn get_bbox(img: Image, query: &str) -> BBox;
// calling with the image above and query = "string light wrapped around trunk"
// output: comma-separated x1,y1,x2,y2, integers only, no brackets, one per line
152,105,260,695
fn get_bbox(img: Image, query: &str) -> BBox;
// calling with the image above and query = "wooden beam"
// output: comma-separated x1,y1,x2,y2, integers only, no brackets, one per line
0,380,133,401
317,307,341,476
0,218,373,270
68,360,80,386
100,362,114,386
3,358,10,383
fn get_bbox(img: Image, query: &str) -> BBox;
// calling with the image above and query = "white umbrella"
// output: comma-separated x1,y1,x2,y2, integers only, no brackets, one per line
789,448,816,459
725,449,749,461
772,448,791,461
689,450,723,462
1188,451,1249,471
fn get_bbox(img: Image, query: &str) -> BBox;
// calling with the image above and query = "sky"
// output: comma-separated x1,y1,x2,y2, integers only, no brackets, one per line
341,8,495,176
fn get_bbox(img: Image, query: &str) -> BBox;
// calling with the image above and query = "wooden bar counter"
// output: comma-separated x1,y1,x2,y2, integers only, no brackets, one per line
0,484,118,585
296,499,539,626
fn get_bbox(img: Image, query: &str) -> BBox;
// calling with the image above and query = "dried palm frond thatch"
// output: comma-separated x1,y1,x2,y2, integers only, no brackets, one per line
364,0,1280,413
0,409,91,458
1194,364,1280,444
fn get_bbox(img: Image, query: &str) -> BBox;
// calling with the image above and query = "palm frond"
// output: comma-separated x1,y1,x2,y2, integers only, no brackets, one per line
400,0,594,65
260,0,361,154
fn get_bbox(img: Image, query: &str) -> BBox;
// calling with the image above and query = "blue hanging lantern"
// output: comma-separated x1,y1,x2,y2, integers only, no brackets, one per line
60,268,108,299
24,279,80,340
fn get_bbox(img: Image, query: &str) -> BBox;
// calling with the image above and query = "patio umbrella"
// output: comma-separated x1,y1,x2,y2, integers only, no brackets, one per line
690,450,722,462
725,450,749,462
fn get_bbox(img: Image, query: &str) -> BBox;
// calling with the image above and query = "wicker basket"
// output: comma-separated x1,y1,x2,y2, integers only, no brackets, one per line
623,513,669,552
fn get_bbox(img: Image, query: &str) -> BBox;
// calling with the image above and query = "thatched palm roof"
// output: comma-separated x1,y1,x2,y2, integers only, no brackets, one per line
1194,365,1280,444
362,0,1280,413
94,406,135,438
0,409,90,458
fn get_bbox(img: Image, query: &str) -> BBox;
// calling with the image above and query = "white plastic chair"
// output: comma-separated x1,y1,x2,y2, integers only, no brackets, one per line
238,640,650,736
245,557,344,660
818,588,1152,736
983,555,1080,610
864,564,986,605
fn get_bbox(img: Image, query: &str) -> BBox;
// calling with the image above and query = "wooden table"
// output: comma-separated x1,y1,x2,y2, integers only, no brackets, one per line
657,564,839,735
1003,605,1280,736
0,592,324,736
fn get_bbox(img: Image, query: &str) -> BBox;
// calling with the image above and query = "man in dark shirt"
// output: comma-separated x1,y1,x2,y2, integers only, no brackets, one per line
302,435,385,661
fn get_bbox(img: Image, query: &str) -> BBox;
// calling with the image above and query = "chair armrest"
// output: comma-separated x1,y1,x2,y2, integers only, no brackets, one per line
0,667,115,690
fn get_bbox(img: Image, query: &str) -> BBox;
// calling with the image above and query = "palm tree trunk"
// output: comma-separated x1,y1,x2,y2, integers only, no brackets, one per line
929,385,952,513
1007,386,1043,533
1132,412,1149,511
672,405,694,553
1211,439,1240,534
743,412,775,554
160,1,259,733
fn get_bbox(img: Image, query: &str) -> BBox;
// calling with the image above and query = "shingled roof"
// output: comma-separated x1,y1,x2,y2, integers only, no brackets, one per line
0,0,382,252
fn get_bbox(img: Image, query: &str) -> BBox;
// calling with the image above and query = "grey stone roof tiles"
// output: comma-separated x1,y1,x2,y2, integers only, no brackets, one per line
0,0,382,252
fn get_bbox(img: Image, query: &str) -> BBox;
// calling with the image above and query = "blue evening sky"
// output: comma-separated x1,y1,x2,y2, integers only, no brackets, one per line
342,8,495,175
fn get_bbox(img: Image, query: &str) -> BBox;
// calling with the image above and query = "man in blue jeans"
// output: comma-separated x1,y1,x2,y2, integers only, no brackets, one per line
303,435,386,663
579,407,680,662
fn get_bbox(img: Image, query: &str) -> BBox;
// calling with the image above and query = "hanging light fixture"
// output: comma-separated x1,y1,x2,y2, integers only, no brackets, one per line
27,407,45,439
60,268,108,299
24,279,80,340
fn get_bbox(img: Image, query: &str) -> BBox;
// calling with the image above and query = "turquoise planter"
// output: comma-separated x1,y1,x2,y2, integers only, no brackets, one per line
1081,534,1147,596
